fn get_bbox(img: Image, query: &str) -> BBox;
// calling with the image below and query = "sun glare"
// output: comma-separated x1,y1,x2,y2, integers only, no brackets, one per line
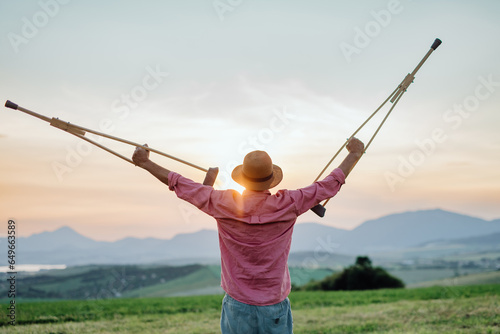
215,177,246,194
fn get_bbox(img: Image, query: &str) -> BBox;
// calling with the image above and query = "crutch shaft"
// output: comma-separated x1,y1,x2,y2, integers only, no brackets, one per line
71,132,135,165
390,38,441,103
311,38,442,217
321,90,406,209
4,100,215,178
60,122,209,173
313,82,402,183
411,38,441,78
5,101,52,123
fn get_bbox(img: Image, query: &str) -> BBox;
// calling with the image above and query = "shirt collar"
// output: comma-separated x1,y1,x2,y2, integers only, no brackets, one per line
242,189,271,197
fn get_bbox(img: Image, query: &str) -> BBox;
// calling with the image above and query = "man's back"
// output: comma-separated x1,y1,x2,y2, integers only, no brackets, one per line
132,141,364,333
216,190,297,306
167,169,346,305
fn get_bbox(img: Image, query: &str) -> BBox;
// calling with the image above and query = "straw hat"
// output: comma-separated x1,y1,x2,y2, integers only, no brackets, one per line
231,151,283,191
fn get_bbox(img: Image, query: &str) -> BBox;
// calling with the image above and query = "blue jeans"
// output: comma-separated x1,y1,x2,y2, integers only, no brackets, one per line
220,294,293,334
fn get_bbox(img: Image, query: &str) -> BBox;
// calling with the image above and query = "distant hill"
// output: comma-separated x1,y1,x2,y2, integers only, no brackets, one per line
289,209,500,255
340,209,500,253
409,270,500,288
11,229,220,266
287,251,354,269
2,209,499,266
20,226,100,251
290,223,348,252
448,232,500,247
416,231,500,252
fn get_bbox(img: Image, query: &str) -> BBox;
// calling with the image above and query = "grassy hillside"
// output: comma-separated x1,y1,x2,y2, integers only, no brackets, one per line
387,267,490,286
0,264,204,299
410,270,500,288
0,264,335,301
1,284,499,332
121,266,222,298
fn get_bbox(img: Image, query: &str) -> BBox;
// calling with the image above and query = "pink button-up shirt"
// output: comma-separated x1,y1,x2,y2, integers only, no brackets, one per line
168,168,345,306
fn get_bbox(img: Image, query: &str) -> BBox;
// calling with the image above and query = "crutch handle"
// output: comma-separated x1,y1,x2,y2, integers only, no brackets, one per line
310,204,326,218
5,100,18,110
431,38,442,50
202,167,219,186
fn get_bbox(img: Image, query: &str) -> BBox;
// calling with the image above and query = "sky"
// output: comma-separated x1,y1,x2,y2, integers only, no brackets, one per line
0,0,499,242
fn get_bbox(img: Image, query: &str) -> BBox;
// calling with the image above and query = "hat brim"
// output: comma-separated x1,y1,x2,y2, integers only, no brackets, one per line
231,164,283,191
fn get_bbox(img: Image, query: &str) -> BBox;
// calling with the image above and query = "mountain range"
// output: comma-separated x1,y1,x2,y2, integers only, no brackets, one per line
4,209,499,266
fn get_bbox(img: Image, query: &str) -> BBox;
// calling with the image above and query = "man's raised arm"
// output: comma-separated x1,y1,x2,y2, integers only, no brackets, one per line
132,144,171,186
338,137,364,178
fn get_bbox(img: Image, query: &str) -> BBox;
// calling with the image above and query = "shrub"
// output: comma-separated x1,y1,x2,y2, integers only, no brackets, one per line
304,256,404,291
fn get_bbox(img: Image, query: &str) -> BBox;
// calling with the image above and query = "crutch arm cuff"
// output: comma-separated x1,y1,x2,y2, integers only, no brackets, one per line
310,204,326,217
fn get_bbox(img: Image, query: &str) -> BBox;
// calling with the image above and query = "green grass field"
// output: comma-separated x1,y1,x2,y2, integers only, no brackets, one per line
1,284,499,333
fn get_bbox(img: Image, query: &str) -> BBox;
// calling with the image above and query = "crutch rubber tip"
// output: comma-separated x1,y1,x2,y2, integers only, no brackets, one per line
5,100,18,110
202,167,219,187
431,38,442,50
310,204,326,218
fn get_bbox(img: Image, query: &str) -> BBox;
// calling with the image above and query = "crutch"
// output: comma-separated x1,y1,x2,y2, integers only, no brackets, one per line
4,101,219,186
310,38,442,217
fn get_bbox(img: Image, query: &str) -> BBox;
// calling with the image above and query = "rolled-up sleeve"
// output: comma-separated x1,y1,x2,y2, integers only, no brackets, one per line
167,172,215,213
167,172,241,218
289,168,346,216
